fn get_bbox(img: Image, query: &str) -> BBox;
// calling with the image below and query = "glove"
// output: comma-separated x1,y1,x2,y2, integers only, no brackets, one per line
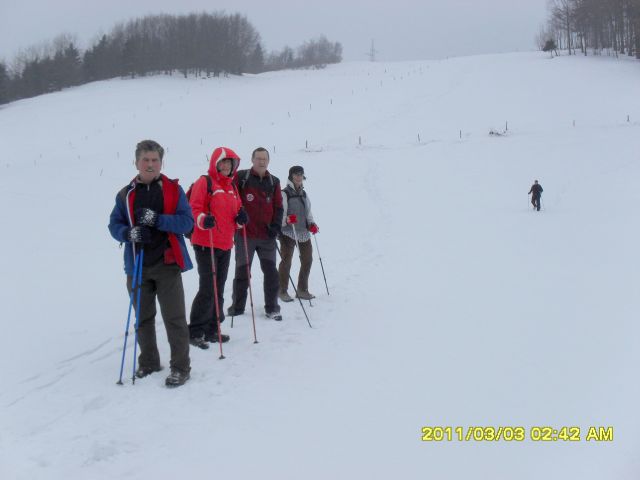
128,226,152,244
287,214,298,224
135,208,158,227
235,209,249,226
202,214,216,230
267,223,281,238
308,223,319,235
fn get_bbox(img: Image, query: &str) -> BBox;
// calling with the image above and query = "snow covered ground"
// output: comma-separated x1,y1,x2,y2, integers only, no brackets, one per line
1,51,639,479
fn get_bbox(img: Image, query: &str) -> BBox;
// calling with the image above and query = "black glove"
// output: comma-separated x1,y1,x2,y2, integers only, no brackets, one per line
267,223,281,238
128,226,152,244
135,208,158,227
203,214,216,230
235,209,249,226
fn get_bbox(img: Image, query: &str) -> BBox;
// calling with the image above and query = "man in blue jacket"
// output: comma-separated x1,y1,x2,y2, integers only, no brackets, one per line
108,140,194,387
528,180,543,211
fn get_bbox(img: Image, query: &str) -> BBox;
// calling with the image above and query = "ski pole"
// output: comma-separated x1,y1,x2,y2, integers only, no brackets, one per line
131,247,145,384
291,226,312,307
313,234,329,295
275,243,312,328
241,226,258,343
209,230,226,359
117,249,142,385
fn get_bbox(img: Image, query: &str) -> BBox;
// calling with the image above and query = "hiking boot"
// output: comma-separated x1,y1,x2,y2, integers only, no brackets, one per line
296,290,315,300
135,365,163,379
189,334,209,350
205,333,230,343
165,369,190,387
227,306,244,317
278,290,294,302
265,311,283,321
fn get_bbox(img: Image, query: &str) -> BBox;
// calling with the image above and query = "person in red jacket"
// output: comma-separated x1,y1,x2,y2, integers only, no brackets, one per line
188,147,248,349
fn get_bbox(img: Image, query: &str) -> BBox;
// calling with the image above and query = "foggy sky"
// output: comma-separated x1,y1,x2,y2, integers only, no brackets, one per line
0,0,548,65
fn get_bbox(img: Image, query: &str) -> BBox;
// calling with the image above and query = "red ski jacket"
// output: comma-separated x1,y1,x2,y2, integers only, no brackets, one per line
190,148,242,250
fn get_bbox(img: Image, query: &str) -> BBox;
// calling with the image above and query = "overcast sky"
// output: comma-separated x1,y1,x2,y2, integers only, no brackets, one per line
0,0,548,64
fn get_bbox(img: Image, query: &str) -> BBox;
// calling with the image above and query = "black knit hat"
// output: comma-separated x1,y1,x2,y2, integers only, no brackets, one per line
288,165,306,180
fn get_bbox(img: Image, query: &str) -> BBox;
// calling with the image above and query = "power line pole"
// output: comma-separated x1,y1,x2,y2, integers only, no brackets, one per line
367,39,377,62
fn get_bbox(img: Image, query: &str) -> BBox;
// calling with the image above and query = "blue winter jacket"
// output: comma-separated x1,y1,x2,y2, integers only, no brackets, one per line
108,177,194,276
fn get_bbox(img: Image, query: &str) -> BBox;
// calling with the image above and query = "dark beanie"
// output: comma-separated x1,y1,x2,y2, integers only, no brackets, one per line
288,165,306,180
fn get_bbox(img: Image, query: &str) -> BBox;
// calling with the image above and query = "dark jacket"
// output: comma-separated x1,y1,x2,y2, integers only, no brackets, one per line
528,184,543,198
235,168,283,239
108,174,194,275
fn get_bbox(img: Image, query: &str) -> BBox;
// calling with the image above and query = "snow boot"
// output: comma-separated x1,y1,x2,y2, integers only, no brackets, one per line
205,333,230,343
296,290,315,300
165,369,190,387
135,365,163,379
189,334,209,350
265,311,283,321
279,290,294,302
227,306,244,317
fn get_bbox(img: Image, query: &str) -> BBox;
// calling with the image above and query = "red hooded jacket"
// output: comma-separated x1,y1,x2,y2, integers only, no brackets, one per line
189,147,242,250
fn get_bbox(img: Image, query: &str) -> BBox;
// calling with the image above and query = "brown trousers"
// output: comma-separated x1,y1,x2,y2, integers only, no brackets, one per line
127,260,191,374
278,234,313,293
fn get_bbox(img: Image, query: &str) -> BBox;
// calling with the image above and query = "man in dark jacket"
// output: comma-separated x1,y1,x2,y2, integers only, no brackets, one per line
528,180,543,211
229,147,284,321
108,140,193,387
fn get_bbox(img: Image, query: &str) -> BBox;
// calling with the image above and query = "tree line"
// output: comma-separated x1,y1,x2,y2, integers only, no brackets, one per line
0,12,342,106
537,0,640,57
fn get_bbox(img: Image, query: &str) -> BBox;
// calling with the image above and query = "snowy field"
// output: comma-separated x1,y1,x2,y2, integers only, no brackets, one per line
1,51,639,479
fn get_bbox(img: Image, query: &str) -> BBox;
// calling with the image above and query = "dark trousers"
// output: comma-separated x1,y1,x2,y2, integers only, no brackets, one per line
532,195,541,211
127,260,190,374
189,246,231,339
278,234,313,293
231,232,280,314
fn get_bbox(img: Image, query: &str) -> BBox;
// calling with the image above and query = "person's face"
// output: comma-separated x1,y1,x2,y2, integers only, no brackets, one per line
218,158,233,176
251,151,269,176
136,150,162,183
292,172,304,188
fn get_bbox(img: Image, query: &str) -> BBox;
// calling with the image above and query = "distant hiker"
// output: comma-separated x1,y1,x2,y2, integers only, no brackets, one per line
228,147,284,321
108,140,193,388
188,147,246,349
528,180,543,211
278,166,319,302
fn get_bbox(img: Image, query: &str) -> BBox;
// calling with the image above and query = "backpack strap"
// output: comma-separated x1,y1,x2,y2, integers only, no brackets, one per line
239,169,251,190
283,185,305,201
204,175,213,194
240,170,275,191
202,175,213,213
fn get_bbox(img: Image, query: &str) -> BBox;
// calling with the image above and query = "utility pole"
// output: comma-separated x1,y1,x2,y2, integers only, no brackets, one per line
367,39,378,62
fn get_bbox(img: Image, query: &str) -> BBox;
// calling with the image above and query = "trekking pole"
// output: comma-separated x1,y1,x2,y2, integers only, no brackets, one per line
291,226,312,307
209,230,226,359
241,226,259,343
131,248,145,384
276,243,312,328
313,234,330,295
117,249,142,385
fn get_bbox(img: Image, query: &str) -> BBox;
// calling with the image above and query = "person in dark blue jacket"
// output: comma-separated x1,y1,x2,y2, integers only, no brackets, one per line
108,140,193,387
528,180,543,211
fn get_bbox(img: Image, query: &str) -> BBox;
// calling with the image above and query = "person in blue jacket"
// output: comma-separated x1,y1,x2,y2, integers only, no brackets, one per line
108,139,193,388
528,180,543,211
